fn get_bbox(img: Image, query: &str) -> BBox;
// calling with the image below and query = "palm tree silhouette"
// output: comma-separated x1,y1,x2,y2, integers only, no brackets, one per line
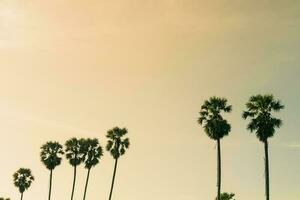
65,138,85,200
216,193,236,200
81,138,103,200
40,141,64,200
106,127,130,200
13,168,34,200
243,94,284,200
198,97,232,200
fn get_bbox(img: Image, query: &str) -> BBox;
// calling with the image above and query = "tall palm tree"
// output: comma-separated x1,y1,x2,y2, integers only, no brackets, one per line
81,138,103,200
242,94,284,200
65,138,85,200
40,141,64,200
13,168,34,200
198,97,232,200
106,127,130,200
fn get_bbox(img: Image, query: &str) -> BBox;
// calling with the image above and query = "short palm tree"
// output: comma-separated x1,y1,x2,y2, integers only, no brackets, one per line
65,138,85,200
13,168,34,200
243,94,284,200
106,127,130,200
216,193,236,200
40,141,64,200
198,97,232,200
81,138,103,200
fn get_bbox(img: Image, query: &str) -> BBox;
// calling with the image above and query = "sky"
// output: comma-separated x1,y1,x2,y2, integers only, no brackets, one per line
0,0,300,200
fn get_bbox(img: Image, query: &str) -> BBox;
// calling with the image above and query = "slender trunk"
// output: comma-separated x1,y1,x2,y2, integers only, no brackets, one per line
20,192,23,200
48,169,53,200
83,168,91,200
217,139,221,200
264,140,270,200
108,158,119,200
71,166,77,200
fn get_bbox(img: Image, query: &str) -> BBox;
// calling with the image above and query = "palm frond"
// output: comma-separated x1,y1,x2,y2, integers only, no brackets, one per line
13,168,34,193
198,96,232,140
80,138,103,169
106,126,130,159
65,138,84,167
271,100,284,112
243,94,284,141
40,141,64,170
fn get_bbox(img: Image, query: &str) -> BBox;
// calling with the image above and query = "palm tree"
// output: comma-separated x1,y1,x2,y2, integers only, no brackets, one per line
40,141,64,200
13,168,34,200
81,138,103,200
0,197,11,200
216,193,236,200
198,97,232,200
65,138,85,200
242,94,284,200
106,127,130,200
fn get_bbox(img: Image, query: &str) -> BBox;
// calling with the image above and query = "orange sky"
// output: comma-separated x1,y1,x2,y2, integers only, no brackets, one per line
0,1,300,200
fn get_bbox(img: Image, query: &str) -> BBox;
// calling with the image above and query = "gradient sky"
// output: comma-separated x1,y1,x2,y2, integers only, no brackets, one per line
0,0,300,200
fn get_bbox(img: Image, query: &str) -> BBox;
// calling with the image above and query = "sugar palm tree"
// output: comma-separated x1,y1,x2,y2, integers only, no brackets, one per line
216,193,236,200
106,127,130,200
81,138,103,200
40,141,64,200
65,138,85,200
242,94,284,200
198,97,232,200
13,168,34,200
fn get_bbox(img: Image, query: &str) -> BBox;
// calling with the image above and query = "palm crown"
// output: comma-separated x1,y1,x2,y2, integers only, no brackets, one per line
106,127,130,159
65,138,85,166
216,193,235,200
81,138,103,169
198,97,232,140
40,141,64,170
242,94,284,142
13,168,34,193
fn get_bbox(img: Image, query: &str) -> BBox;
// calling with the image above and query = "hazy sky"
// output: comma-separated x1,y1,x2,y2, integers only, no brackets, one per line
0,0,300,200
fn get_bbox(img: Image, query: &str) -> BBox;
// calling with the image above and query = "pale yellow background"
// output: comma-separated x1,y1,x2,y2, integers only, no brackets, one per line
0,0,299,200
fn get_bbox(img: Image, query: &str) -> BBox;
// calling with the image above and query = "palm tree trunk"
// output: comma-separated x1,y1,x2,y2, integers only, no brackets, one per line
83,168,91,200
217,139,221,200
108,158,119,200
264,140,270,200
48,169,53,200
20,192,23,200
71,166,77,200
